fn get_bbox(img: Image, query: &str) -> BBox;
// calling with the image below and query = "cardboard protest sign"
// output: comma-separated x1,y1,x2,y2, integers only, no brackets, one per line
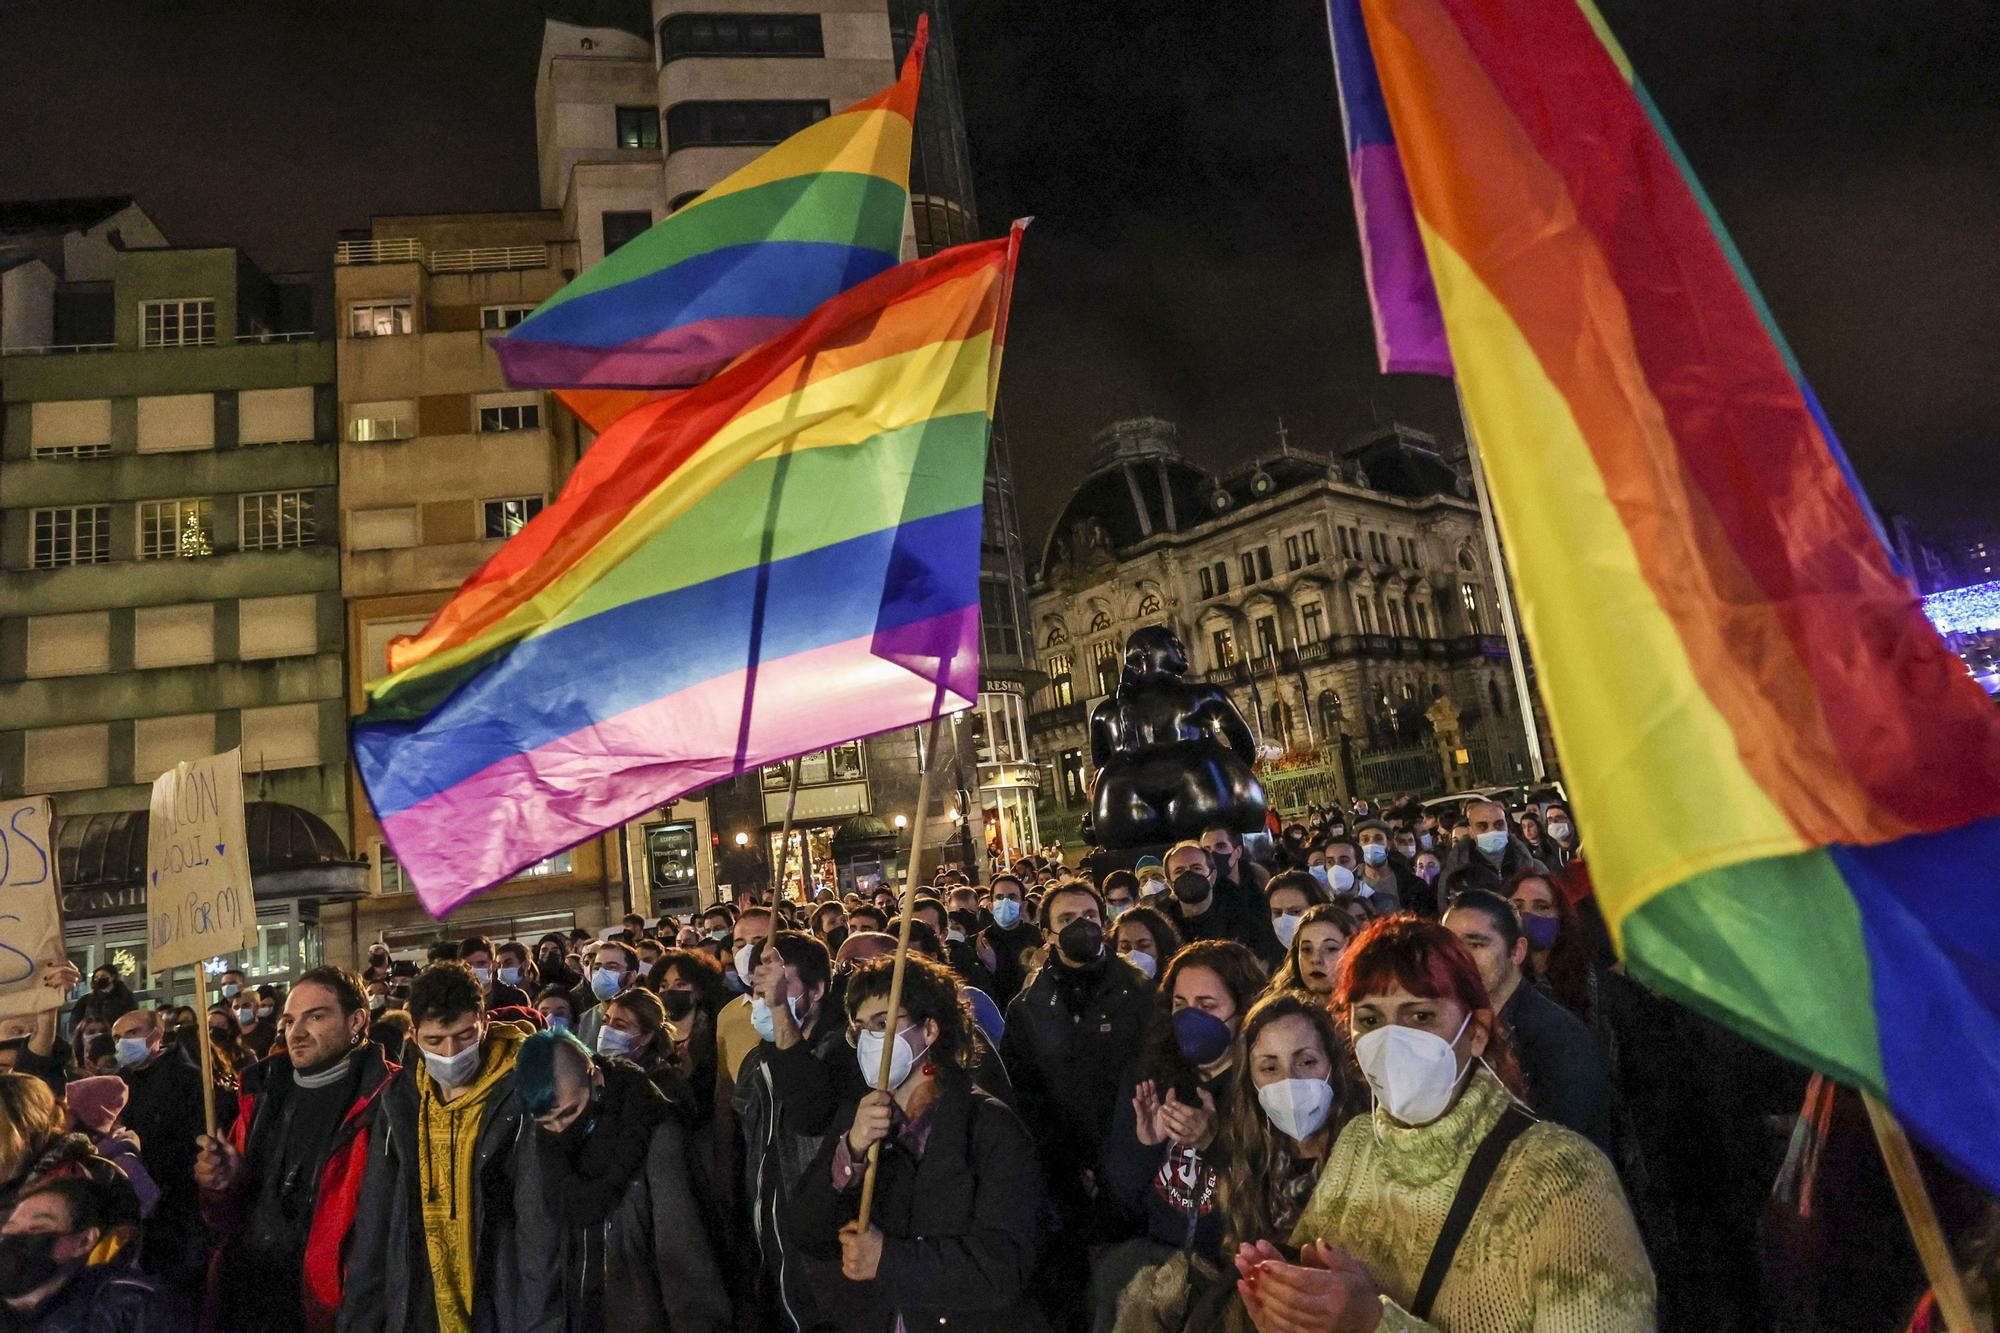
0,796,65,1018
148,750,256,972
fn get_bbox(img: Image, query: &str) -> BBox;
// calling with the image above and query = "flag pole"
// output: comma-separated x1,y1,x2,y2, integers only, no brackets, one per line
772,758,803,905
1861,1094,1979,1333
857,713,943,1232
193,965,218,1137
1454,388,1547,782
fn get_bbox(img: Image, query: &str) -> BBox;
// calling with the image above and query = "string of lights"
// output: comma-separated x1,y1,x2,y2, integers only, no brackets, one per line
1922,580,2000,636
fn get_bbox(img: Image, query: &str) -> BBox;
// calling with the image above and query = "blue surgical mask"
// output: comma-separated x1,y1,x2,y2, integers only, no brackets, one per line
1475,829,1510,857
596,1025,636,1058
590,967,624,1001
1419,833,1435,851
1362,844,1388,867
422,1041,483,1089
497,966,521,987
545,1015,571,1034
706,928,730,943
991,898,1022,929
114,1036,153,1069
221,983,241,999
1308,865,1330,888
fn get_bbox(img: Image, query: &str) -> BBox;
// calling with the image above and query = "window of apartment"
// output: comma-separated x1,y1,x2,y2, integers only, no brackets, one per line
480,305,535,330
140,298,215,348
30,400,112,457
348,301,412,338
241,703,321,771
664,100,830,150
1255,616,1279,660
349,507,420,551
1284,535,1301,571
240,490,316,551
1047,653,1074,707
668,191,706,214
25,612,111,678
1240,552,1256,586
1337,527,1351,559
1092,641,1119,696
1303,528,1321,564
377,844,411,896
483,496,544,539
361,616,432,679
138,498,213,560
1300,601,1325,645
1211,627,1237,668
133,603,215,669
511,851,574,880
1198,566,1214,599
476,400,542,433
136,393,215,453
239,594,320,660
134,713,215,783
23,723,109,793
1415,602,1432,638
237,386,316,445
659,13,825,62
348,400,415,443
31,506,111,569
1387,600,1406,636
601,211,653,256
1347,526,1361,558
616,105,661,150
1356,598,1376,635
1461,582,1484,633
1257,546,1273,580
1213,561,1229,595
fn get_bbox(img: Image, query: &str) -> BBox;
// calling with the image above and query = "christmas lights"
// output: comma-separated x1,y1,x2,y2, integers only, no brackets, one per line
1922,581,2000,636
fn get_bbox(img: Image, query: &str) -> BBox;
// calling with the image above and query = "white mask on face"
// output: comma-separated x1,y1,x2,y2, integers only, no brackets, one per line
1330,864,1356,893
1352,1013,1472,1126
1548,821,1573,843
1256,1076,1336,1141
422,1040,484,1090
1273,911,1303,949
855,1023,929,1090
1123,947,1157,980
733,943,757,979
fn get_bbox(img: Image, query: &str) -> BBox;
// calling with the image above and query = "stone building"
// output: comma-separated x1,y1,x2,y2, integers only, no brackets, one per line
1027,418,1538,827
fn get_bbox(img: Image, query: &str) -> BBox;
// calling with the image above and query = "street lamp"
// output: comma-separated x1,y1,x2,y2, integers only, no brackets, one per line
734,831,750,847
893,814,909,830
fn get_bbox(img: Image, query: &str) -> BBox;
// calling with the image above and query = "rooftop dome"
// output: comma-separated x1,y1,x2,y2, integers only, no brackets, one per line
1040,418,1213,586
54,802,366,907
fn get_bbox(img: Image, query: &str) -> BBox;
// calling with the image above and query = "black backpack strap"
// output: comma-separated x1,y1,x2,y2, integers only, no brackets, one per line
1410,1105,1536,1320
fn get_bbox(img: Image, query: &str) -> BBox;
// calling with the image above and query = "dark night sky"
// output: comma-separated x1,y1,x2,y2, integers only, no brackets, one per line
2,0,1995,557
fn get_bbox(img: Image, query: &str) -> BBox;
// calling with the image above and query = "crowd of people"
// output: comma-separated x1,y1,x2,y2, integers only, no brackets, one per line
0,792,1990,1331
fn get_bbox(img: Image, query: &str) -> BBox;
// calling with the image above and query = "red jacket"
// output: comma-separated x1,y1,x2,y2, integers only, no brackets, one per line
200,1042,399,1331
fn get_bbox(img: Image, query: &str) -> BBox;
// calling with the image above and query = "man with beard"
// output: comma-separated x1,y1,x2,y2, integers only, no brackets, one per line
1001,882,1154,1330
194,966,397,1331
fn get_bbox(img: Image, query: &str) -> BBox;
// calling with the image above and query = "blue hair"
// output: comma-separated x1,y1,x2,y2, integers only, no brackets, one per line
515,1027,592,1117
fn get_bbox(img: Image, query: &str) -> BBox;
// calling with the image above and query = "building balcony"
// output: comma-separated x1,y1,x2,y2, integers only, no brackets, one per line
335,239,552,274
0,546,338,619
1027,700,1086,735
0,338,333,400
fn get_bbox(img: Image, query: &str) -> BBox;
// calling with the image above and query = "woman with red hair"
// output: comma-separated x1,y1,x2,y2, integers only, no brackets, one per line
1233,915,1654,1333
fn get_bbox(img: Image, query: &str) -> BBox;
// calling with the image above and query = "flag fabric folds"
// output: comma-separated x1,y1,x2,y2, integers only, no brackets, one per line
354,227,1021,917
1356,0,2000,1191
1325,0,1450,376
493,16,928,390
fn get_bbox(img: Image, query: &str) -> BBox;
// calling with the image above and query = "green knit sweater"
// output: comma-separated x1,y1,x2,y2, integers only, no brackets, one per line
1290,1066,1655,1332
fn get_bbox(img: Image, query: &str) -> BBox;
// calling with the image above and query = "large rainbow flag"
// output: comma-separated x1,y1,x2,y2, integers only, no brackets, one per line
493,17,928,390
1354,0,2000,1191
355,228,1021,915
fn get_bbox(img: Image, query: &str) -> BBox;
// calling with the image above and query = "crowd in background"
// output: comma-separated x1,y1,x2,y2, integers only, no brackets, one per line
1,792,1993,1331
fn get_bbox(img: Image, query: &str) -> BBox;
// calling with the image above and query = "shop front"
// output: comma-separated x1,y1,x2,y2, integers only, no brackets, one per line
973,682,1043,866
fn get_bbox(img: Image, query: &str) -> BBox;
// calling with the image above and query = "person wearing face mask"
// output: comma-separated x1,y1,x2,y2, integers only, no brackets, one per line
0,1177,175,1333
791,953,1046,1332
571,940,641,1051
712,907,775,1096
0,1072,145,1251
1236,915,1653,1333
1095,940,1266,1332
456,936,530,1013
1200,825,1271,903
973,874,1041,1005
70,966,136,1033
1441,797,1547,887
1159,842,1285,966
1263,871,1322,958
492,942,538,1010
1356,818,1432,917
911,897,1001,1017
1443,890,1612,1149
339,962,538,1333
108,1009,216,1295
1100,869,1141,922
1541,803,1582,868
1112,906,1182,986
195,967,397,1331
513,1029,729,1332
233,989,280,1063
532,933,579,997
995,883,1153,1325
1133,855,1171,901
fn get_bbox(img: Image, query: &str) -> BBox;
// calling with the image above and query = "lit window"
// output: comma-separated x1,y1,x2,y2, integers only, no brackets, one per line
31,506,111,568
138,498,213,560
511,851,574,880
477,402,542,433
239,491,316,551
616,105,661,150
32,442,111,461
481,305,535,330
348,302,413,338
140,299,216,348
483,496,545,538
1046,653,1074,707
1211,627,1237,668
1461,582,1484,632
348,400,414,442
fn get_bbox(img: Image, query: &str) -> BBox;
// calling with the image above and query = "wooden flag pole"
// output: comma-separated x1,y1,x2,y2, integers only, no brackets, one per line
773,758,804,905
856,715,943,1232
193,965,218,1137
1861,1093,1980,1333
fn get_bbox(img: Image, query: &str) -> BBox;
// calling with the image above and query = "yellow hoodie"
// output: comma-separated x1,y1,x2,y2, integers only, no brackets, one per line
415,1020,529,1333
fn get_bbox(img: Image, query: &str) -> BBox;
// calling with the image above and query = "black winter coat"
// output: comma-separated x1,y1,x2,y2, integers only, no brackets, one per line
1000,956,1153,1171
336,1053,544,1333
0,1265,188,1333
790,1079,1049,1333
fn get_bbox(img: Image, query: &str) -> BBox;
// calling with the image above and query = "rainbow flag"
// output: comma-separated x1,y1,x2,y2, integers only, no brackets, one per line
354,228,1022,916
1358,0,2000,1191
1325,0,1450,375
493,17,928,390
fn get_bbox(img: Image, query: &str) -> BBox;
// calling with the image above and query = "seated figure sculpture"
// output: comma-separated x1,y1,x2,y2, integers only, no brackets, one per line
1086,626,1270,849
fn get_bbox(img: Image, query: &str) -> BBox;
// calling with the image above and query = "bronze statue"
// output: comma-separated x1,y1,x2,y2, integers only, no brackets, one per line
1085,626,1269,848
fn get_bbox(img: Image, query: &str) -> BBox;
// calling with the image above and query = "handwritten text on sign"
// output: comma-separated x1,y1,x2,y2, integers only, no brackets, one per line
148,750,256,971
0,797,64,1018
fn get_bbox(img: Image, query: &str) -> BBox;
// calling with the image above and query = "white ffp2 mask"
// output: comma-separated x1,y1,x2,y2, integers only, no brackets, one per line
1256,1076,1335,1141
1353,1014,1471,1126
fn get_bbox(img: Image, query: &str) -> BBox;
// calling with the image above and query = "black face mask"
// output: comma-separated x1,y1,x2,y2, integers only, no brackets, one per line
660,989,696,1021
92,977,112,992
554,1091,602,1149
1172,871,1211,904
1056,919,1104,965
0,1232,66,1298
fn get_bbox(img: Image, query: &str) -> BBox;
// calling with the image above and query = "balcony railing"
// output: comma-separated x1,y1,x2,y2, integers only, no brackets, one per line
335,238,550,274
235,330,315,344
2,341,116,356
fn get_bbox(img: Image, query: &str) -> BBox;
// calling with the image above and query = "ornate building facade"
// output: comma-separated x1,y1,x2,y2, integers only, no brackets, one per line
1027,418,1537,826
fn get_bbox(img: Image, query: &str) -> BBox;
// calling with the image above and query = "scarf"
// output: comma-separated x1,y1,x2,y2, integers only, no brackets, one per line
539,1060,668,1230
